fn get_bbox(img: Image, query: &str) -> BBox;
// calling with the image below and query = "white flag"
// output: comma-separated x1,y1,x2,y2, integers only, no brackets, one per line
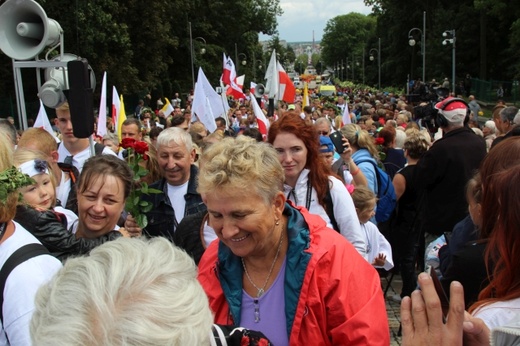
192,68,225,133
264,50,279,100
342,101,351,125
34,99,55,137
97,71,108,137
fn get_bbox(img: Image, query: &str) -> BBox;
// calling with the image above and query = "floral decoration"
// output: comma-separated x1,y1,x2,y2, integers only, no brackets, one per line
374,137,387,162
120,138,161,228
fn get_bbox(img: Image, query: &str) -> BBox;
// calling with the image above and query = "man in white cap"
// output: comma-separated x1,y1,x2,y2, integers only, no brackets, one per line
414,97,486,248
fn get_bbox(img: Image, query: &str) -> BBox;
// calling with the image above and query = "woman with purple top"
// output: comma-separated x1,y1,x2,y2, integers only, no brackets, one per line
197,136,389,345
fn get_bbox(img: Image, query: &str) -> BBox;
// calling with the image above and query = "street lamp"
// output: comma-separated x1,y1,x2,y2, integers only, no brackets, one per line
194,37,206,55
442,29,456,93
238,53,247,66
369,37,381,89
408,11,426,83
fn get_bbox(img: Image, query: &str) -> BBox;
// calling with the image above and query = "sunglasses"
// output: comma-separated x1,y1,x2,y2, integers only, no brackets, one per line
319,131,330,136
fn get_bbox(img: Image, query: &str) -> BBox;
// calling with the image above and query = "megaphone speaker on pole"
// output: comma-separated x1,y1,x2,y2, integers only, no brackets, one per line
0,0,62,60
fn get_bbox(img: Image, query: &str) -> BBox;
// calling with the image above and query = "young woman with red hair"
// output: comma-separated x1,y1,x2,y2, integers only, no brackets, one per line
268,112,367,259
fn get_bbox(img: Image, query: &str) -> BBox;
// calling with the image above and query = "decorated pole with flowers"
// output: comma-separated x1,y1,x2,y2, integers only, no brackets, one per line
120,138,161,229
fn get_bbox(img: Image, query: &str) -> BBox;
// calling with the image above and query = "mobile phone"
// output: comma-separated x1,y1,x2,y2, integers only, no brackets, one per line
329,132,345,154
427,266,450,321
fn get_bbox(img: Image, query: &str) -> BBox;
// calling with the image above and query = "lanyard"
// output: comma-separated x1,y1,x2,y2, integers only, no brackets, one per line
288,180,312,210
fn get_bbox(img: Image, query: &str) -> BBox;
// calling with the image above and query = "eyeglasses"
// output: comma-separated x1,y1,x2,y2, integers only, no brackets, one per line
319,131,330,136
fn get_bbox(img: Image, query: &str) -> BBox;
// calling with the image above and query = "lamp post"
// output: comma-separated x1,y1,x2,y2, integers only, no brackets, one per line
369,37,381,89
254,59,263,80
189,22,195,90
408,11,426,83
442,29,456,93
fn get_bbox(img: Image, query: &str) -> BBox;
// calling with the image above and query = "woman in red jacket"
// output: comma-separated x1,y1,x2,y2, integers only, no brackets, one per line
197,136,389,345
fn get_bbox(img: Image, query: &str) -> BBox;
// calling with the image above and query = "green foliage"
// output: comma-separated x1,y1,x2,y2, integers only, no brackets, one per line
0,167,35,204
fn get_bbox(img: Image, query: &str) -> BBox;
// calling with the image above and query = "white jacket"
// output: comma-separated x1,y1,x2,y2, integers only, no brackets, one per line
284,169,366,258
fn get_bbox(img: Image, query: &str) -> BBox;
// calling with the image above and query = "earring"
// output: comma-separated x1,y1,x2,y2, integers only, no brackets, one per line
275,219,280,226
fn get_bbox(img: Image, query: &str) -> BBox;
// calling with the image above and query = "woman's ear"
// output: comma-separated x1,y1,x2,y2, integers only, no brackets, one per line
273,191,286,217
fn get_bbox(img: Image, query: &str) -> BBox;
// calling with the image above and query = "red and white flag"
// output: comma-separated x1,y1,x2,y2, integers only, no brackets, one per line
250,81,257,96
277,62,296,104
97,71,108,137
34,99,55,137
251,90,269,140
222,54,245,100
112,86,120,131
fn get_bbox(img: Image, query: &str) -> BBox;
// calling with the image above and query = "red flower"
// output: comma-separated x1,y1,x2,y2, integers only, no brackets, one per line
120,138,136,149
375,137,384,145
133,141,149,155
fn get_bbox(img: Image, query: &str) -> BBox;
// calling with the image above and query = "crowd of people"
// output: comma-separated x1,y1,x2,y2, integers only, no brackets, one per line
1,84,520,345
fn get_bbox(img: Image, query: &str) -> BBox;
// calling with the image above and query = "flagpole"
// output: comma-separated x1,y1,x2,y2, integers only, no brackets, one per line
189,22,195,91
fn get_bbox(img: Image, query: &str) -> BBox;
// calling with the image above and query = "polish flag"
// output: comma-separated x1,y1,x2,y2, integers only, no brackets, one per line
250,81,257,95
112,86,120,130
222,54,245,100
277,62,296,104
251,89,269,140
34,99,55,138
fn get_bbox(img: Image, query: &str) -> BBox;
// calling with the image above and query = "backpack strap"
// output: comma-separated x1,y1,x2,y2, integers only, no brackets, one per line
0,243,50,323
356,159,383,194
324,187,339,232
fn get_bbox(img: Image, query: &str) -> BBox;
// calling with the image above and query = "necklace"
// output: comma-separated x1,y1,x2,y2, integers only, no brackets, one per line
242,230,284,298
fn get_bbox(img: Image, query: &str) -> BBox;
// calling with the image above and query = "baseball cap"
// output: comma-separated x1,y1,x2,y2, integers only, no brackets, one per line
319,135,334,153
434,97,467,122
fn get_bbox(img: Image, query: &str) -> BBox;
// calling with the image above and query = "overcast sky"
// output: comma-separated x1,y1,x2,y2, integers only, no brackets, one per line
259,0,374,43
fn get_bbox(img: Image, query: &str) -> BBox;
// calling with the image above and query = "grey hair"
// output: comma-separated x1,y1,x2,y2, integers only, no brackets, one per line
102,132,119,144
30,237,213,346
484,120,497,134
499,106,519,124
156,127,193,152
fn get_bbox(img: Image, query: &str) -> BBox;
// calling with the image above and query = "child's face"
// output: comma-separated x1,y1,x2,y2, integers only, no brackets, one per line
21,173,55,210
357,198,377,224
103,139,119,154
467,193,482,228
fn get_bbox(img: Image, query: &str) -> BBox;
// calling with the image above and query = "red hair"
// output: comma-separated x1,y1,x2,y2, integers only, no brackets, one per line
268,111,336,210
377,125,396,150
470,164,520,313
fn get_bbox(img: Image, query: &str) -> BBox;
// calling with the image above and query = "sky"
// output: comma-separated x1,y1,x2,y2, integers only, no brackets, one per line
259,0,374,43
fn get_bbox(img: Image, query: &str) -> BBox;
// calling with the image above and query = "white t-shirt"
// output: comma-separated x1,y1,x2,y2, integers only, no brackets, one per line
167,181,189,231
473,297,520,329
0,222,62,345
361,221,394,271
56,171,72,208
58,143,116,173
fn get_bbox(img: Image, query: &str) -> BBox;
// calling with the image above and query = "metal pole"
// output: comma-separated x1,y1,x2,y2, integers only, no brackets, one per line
378,37,381,90
363,47,365,85
189,22,195,91
452,30,456,94
422,11,426,83
12,60,27,130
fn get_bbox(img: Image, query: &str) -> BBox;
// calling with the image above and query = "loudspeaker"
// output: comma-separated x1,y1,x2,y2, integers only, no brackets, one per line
0,0,62,60
435,97,470,128
39,53,96,108
64,59,94,138
254,83,266,98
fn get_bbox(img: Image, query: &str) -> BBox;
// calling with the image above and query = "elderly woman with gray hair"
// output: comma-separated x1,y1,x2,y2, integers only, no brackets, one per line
30,237,214,345
197,136,389,345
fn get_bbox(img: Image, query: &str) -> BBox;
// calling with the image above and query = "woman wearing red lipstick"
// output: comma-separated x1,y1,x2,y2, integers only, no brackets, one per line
197,136,389,346
267,111,367,258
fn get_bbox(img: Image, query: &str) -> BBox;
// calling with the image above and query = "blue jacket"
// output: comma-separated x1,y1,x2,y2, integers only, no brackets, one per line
143,165,206,241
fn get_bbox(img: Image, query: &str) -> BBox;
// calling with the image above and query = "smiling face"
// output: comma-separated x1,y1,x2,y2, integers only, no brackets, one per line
76,174,125,239
272,132,308,187
157,140,195,186
204,189,285,259
21,173,55,210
